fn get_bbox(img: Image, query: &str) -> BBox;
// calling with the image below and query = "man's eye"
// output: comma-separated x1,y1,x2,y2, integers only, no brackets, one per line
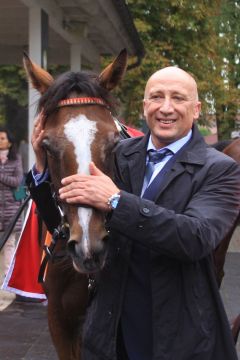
173,96,184,102
149,95,164,102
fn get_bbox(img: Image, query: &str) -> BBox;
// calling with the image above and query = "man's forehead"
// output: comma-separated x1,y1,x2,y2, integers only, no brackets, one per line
150,66,195,82
145,68,197,97
148,81,189,93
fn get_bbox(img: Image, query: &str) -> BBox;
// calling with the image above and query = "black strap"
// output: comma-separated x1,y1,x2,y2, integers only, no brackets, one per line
0,194,31,251
115,119,131,140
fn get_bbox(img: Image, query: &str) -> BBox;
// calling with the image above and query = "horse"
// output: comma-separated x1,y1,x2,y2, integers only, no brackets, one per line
212,137,240,344
23,49,128,360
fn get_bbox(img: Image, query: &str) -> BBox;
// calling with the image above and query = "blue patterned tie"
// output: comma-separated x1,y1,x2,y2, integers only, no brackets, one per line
145,148,173,185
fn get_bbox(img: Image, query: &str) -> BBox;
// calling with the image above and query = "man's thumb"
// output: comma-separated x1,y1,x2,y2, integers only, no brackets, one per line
89,162,104,176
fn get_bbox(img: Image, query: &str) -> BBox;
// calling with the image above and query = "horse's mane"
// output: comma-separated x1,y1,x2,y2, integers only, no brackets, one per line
38,71,117,117
211,139,233,152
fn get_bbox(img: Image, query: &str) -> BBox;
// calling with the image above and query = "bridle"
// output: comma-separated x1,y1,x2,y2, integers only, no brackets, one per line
38,96,131,283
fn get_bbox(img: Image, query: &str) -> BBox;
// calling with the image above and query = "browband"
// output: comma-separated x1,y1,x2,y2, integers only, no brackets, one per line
58,97,107,108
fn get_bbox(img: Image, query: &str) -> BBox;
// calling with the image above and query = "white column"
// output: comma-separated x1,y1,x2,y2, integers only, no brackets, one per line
28,7,48,168
70,43,82,71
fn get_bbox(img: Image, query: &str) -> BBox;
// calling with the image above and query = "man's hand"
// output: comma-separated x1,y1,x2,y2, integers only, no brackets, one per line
31,111,46,173
59,162,120,212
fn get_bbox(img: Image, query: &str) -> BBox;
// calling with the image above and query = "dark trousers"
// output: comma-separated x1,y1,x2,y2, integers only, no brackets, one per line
117,326,129,360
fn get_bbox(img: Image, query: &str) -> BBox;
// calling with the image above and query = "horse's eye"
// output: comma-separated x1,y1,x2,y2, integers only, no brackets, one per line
42,139,56,157
42,139,51,151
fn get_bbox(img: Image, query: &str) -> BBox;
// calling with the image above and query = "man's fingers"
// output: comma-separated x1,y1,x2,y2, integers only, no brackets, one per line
59,182,84,194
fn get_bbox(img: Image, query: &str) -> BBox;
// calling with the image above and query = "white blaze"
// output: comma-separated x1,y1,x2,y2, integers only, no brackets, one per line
64,114,97,255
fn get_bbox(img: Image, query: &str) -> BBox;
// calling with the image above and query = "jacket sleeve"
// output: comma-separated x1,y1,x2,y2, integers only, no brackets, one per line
26,171,61,234
108,159,240,262
0,155,23,188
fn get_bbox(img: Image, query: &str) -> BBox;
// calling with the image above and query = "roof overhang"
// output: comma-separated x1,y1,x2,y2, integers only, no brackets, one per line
0,0,144,67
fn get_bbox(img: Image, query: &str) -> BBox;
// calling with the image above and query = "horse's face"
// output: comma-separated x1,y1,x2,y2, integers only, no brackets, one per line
24,50,127,273
44,104,119,273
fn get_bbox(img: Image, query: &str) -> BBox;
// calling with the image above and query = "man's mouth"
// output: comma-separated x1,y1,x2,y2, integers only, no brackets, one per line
157,119,176,124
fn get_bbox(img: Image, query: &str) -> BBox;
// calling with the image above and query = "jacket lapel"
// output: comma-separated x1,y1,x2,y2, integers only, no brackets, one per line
123,134,149,195
153,125,207,201
121,125,207,199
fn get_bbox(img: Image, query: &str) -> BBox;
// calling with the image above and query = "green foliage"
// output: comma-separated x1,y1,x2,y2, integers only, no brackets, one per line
0,66,28,106
0,63,68,142
113,0,239,138
198,126,211,137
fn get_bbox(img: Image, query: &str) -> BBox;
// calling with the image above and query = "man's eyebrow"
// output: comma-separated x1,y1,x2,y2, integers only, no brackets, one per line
148,90,164,96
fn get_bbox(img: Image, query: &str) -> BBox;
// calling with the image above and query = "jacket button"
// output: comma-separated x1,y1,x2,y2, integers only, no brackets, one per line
142,207,150,214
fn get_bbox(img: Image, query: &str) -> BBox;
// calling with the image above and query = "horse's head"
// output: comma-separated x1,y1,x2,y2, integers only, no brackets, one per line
24,50,127,273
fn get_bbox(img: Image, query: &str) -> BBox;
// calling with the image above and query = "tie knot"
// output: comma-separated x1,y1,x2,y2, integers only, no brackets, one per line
148,148,173,164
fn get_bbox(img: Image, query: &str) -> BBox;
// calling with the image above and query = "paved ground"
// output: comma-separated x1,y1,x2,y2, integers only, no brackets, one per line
0,300,58,360
221,252,240,358
0,228,240,359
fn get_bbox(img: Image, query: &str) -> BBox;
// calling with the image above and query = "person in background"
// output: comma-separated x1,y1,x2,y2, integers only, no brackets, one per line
0,127,23,278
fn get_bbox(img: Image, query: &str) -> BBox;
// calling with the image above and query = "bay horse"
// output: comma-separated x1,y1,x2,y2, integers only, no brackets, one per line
212,137,240,344
23,49,128,360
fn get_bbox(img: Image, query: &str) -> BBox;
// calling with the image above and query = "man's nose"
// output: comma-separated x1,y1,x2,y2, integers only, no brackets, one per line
159,98,174,113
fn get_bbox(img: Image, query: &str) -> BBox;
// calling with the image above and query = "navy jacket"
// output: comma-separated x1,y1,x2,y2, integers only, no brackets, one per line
27,125,240,360
82,125,240,360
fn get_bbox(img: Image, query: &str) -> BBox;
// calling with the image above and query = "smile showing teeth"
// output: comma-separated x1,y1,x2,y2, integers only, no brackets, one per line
159,119,175,124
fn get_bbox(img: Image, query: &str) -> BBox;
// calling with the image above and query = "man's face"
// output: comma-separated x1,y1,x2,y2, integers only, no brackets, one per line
143,68,201,149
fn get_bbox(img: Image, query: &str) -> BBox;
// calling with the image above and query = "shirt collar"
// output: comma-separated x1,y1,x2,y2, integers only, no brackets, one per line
147,129,192,154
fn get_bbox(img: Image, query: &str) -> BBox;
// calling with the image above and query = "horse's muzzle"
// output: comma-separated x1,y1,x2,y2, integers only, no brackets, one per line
67,236,108,274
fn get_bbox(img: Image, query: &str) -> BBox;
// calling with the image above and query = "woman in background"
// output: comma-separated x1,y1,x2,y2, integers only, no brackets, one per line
0,127,23,277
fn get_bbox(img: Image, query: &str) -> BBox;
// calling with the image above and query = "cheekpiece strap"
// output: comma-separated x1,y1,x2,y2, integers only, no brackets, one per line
58,97,107,108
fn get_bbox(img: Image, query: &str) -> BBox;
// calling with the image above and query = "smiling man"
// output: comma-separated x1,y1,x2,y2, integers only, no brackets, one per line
30,66,240,360
143,67,201,148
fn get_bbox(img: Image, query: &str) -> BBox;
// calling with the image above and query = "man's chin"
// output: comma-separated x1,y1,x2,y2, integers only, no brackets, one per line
151,130,178,148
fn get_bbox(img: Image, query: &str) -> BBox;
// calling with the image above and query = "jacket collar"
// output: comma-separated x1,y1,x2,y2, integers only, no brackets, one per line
122,124,207,196
123,123,207,165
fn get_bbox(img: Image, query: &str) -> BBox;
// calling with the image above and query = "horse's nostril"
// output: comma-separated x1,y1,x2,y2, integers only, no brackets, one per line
67,238,108,273
67,239,77,256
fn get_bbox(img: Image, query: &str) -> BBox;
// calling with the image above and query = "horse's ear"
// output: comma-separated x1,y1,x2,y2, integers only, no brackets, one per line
99,49,128,91
23,52,54,94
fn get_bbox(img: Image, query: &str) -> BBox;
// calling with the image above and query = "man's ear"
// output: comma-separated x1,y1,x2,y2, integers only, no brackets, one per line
193,101,201,120
143,99,147,118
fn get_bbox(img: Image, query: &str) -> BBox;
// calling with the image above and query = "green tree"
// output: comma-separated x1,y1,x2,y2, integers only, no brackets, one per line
213,0,240,139
0,66,28,142
116,0,239,139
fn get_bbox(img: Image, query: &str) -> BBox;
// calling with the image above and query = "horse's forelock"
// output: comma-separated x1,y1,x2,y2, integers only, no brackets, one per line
38,71,117,117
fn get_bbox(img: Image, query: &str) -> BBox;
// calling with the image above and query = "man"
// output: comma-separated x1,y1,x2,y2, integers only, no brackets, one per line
31,67,240,359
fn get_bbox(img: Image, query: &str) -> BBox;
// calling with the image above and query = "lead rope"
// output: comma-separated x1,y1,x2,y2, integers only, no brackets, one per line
38,187,70,283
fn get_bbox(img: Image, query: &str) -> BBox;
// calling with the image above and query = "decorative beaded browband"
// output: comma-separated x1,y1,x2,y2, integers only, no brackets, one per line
58,97,108,108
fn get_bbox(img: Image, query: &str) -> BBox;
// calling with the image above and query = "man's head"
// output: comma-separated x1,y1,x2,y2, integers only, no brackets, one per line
143,66,201,149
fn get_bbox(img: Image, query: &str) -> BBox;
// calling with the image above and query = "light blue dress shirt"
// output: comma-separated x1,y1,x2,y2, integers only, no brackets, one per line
141,130,192,196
